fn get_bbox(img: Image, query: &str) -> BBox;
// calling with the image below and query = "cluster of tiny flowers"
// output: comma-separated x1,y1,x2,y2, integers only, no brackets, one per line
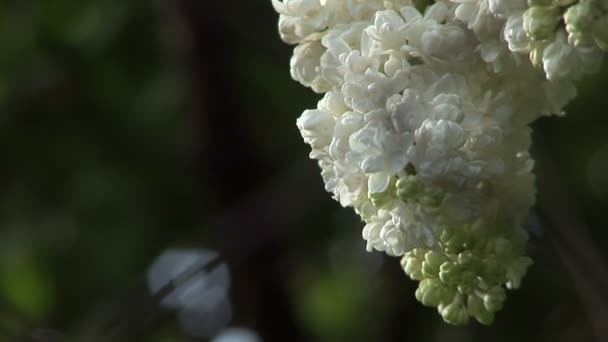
401,220,532,324
453,0,608,80
273,0,604,324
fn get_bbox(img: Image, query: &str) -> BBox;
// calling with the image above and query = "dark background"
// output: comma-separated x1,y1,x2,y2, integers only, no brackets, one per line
0,1,607,341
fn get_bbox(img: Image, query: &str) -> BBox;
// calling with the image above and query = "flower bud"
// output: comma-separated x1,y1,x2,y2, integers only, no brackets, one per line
467,295,495,325
567,31,596,48
440,294,470,325
425,251,447,268
523,6,561,41
483,286,507,313
457,250,474,265
442,229,466,254
530,42,546,68
396,175,423,202
457,271,477,295
402,255,424,280
439,262,461,285
416,278,445,307
564,2,597,36
505,14,531,52
422,258,440,278
368,188,394,208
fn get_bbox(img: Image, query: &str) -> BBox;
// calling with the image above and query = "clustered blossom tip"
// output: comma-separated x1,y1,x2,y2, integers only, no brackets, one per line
273,0,605,324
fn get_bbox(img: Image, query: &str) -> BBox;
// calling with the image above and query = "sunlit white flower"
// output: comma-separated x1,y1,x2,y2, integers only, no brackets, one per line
348,119,413,193
274,0,605,325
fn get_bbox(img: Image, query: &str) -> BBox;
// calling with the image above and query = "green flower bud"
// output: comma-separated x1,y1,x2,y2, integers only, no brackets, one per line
570,31,597,48
402,255,424,281
523,6,561,41
467,295,495,325
441,227,466,254
422,259,440,278
483,286,507,313
412,248,426,259
400,254,409,269
441,286,456,305
369,188,394,208
457,250,474,266
457,271,478,295
564,2,598,35
422,251,449,278
407,222,533,325
396,175,423,202
439,262,461,285
425,251,447,269
530,41,547,68
416,278,444,307
440,294,470,325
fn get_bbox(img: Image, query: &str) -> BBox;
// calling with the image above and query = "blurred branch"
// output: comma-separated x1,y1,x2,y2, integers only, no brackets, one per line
93,158,325,341
534,137,608,342
99,257,221,340
94,1,332,340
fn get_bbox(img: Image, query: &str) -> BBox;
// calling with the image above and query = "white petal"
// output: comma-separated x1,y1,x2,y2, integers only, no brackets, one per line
368,172,391,193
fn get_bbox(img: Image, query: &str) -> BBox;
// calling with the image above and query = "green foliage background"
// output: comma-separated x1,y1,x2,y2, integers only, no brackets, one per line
0,1,606,341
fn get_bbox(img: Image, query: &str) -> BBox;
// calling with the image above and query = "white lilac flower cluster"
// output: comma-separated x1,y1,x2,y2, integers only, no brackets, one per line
273,0,604,324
